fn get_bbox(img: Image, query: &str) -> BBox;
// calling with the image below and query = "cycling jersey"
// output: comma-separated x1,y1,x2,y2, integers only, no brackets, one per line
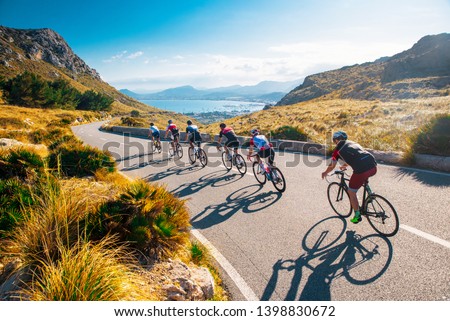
250,134,271,151
166,124,179,135
219,127,238,142
186,124,199,134
149,125,159,137
332,140,377,174
186,124,202,143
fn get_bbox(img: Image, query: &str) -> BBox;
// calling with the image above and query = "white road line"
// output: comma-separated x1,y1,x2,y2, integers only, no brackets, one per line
190,229,259,301
400,224,450,250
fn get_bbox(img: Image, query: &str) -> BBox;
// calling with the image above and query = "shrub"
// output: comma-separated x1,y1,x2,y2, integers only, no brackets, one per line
270,125,308,141
22,237,150,300
48,142,116,177
411,114,450,156
86,180,191,261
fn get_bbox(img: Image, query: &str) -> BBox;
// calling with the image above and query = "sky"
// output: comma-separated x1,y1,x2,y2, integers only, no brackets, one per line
1,0,450,92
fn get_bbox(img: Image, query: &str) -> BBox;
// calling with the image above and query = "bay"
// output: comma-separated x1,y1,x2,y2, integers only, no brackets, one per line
139,99,265,114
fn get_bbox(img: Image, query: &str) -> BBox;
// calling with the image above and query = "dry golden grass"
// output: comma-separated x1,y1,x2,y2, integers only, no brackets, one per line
204,97,450,152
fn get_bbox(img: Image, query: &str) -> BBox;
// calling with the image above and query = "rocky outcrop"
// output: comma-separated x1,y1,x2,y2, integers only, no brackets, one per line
0,26,101,80
277,33,450,106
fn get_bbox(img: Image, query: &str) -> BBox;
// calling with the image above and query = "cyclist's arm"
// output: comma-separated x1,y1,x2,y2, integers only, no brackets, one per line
321,159,337,179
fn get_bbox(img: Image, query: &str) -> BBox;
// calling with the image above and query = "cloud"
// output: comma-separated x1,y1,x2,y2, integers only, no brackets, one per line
126,51,144,59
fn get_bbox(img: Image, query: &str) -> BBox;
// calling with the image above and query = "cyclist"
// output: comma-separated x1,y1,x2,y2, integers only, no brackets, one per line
164,120,180,151
186,120,202,149
148,122,161,146
247,128,275,170
321,131,377,224
217,123,240,160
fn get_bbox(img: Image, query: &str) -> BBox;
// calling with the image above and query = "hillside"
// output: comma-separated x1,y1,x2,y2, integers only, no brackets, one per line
278,33,450,105
0,26,190,124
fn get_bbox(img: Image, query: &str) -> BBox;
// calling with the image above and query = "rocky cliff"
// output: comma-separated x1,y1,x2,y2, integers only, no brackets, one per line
0,26,100,80
278,33,450,105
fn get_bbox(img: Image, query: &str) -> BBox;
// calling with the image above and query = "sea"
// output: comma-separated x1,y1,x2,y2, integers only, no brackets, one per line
139,99,266,114
139,99,267,124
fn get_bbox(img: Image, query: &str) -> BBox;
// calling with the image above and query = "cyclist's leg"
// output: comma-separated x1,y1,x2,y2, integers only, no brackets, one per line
348,167,377,223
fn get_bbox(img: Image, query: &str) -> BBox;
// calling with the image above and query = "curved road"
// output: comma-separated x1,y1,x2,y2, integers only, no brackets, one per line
72,122,450,301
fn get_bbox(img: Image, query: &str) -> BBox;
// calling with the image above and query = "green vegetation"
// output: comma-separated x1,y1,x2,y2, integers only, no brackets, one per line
0,105,226,301
270,125,308,141
411,114,450,156
0,72,113,111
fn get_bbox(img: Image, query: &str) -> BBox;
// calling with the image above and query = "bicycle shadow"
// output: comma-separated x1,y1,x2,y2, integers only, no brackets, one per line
191,184,282,229
171,169,244,198
393,167,450,187
142,163,204,181
261,216,393,301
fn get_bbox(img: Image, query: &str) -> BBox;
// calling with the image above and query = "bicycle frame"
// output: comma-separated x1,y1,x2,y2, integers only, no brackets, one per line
333,171,376,218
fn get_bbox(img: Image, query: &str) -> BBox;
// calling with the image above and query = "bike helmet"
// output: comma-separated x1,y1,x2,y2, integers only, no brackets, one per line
250,128,259,136
168,120,172,124
219,123,226,128
187,120,192,125
332,130,348,141
150,122,154,126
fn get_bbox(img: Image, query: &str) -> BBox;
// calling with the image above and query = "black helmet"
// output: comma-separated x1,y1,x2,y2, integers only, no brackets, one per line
219,123,226,128
168,119,172,124
150,122,154,126
332,130,348,141
187,120,192,125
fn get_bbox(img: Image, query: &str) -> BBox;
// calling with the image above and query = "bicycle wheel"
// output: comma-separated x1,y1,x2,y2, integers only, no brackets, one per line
188,147,196,164
199,149,208,167
175,143,183,159
222,151,232,170
252,162,266,185
364,194,399,237
235,154,247,175
327,182,352,217
270,167,286,193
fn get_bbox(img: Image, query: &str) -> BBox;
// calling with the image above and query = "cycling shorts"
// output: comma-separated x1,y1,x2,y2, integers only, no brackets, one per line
349,166,377,192
225,140,239,148
188,132,202,143
152,132,160,139
257,148,275,165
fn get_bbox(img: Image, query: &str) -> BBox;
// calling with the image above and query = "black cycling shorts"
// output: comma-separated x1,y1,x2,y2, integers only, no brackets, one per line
152,132,160,139
225,140,239,148
257,148,275,164
188,132,202,143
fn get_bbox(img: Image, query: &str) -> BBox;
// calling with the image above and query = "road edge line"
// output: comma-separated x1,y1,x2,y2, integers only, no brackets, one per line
190,229,259,301
400,224,450,249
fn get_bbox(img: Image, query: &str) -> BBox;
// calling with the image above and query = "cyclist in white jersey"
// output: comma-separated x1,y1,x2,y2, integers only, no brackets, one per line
247,129,275,165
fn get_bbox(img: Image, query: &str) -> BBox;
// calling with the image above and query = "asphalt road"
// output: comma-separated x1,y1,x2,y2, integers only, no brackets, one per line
72,122,450,301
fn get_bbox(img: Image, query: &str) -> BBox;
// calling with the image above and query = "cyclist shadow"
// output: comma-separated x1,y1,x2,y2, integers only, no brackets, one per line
191,184,282,229
171,169,244,198
261,216,393,301
143,164,203,181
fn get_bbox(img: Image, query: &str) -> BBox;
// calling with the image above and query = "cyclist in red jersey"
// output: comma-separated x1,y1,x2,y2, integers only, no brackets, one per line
217,123,240,159
164,120,180,151
321,131,377,224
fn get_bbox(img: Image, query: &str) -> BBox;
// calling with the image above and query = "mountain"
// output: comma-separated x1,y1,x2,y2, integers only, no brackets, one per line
277,33,450,106
0,26,181,118
120,79,301,103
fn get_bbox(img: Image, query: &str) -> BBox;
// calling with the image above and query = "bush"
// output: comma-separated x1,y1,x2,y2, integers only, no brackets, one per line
85,180,191,261
411,114,450,156
270,125,308,141
48,142,116,177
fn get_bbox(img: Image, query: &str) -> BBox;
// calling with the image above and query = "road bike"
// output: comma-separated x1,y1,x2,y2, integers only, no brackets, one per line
250,155,286,193
326,169,399,237
168,140,183,159
151,139,162,153
187,142,208,167
217,143,247,174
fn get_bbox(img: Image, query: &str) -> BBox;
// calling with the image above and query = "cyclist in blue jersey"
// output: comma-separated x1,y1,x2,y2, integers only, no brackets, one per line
247,128,275,166
186,120,202,149
148,122,161,144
